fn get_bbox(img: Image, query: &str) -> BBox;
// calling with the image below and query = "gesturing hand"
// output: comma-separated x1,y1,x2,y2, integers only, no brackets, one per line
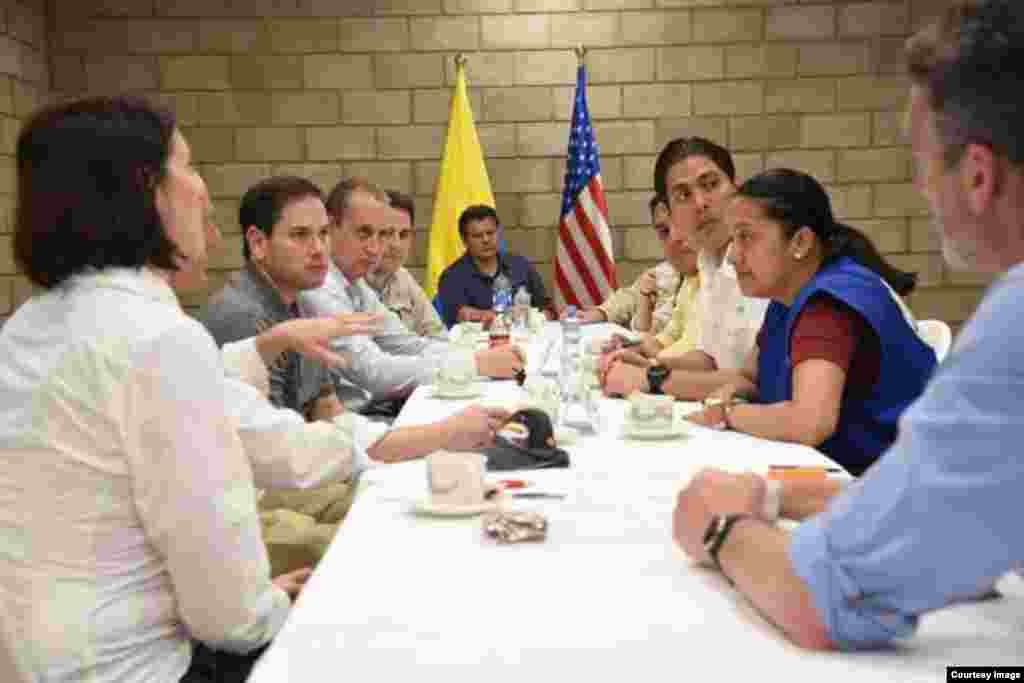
261,313,384,368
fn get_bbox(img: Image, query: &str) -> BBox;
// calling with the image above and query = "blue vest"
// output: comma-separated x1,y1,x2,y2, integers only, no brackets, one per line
756,257,937,474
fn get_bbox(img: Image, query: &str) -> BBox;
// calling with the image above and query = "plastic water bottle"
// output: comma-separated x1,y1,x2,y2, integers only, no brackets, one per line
512,286,531,330
560,305,582,409
488,311,510,348
492,272,512,314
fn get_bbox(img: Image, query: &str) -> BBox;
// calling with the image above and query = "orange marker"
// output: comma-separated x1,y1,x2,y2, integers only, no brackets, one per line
766,465,839,481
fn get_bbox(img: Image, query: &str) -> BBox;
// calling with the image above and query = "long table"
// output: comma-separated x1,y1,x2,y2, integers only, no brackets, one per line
249,324,1024,681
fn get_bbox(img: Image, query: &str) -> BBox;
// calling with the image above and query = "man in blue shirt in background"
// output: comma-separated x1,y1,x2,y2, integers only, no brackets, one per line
671,0,1024,650
437,205,554,328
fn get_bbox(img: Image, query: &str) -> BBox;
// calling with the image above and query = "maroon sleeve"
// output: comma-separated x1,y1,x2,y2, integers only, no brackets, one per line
790,295,880,392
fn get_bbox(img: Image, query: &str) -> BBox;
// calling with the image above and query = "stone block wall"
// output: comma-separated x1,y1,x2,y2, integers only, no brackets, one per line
0,0,989,327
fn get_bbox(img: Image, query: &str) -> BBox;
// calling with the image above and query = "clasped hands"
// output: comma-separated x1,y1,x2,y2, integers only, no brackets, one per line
595,333,654,396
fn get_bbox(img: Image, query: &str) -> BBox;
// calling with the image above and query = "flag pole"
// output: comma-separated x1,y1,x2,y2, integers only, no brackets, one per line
554,42,616,309
426,49,495,302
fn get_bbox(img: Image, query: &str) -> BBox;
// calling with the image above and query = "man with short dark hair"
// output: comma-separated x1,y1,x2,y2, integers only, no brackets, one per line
436,204,553,328
601,137,769,400
200,176,512,574
366,190,446,340
200,175,337,419
671,0,1024,651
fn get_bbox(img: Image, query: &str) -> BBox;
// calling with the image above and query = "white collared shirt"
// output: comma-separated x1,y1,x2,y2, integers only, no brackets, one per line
300,263,450,408
220,337,382,489
695,244,768,370
0,268,289,683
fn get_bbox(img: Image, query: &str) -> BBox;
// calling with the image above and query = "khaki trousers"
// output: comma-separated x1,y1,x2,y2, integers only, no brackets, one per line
257,480,356,576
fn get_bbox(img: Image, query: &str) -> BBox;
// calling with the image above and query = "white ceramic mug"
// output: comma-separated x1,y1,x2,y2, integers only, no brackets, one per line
453,322,482,348
627,392,674,427
434,350,478,392
426,451,487,506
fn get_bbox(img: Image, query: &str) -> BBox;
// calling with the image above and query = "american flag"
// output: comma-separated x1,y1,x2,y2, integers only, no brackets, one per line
554,64,617,310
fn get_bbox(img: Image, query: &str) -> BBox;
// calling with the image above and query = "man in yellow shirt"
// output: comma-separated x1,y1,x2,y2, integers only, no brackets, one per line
602,196,700,365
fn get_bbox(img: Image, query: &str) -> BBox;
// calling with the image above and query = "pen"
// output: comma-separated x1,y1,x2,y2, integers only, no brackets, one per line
508,492,566,500
769,465,842,473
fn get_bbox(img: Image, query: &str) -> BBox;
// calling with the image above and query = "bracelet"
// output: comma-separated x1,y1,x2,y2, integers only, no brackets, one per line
701,397,730,429
762,478,783,522
703,513,751,583
722,400,735,430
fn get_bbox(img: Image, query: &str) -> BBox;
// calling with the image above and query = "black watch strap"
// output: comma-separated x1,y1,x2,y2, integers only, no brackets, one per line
646,364,669,395
702,513,750,581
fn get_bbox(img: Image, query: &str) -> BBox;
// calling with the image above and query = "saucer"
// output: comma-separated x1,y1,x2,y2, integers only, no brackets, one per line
621,422,687,440
554,427,579,445
411,498,499,517
432,383,483,399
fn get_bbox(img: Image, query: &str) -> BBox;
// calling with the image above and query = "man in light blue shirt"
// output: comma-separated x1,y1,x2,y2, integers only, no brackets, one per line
300,178,524,412
671,0,1024,650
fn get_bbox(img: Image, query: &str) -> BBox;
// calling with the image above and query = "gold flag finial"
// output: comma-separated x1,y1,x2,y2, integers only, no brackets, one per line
574,45,587,63
455,52,468,68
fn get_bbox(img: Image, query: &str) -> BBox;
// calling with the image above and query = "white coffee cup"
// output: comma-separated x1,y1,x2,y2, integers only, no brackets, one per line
522,374,560,425
434,350,478,392
627,392,674,429
452,322,482,348
426,451,487,506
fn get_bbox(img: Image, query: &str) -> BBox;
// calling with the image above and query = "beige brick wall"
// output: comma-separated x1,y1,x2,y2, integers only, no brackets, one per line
1,0,47,325
2,0,984,329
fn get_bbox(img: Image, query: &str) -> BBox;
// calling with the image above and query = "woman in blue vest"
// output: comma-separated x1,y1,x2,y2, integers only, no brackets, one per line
689,169,937,475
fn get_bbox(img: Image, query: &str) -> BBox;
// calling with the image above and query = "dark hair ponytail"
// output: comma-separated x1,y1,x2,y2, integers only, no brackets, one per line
827,223,917,295
737,169,918,296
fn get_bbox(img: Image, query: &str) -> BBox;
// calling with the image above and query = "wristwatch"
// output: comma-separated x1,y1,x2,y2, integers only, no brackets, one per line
646,364,670,395
702,513,750,580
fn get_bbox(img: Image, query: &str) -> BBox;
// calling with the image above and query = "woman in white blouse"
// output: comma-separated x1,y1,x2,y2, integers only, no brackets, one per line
0,96,377,682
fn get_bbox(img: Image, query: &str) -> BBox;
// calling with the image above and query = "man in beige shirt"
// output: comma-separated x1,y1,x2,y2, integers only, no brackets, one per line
366,190,447,340
578,196,680,335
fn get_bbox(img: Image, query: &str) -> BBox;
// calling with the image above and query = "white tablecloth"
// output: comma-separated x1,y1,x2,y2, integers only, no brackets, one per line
249,323,1024,682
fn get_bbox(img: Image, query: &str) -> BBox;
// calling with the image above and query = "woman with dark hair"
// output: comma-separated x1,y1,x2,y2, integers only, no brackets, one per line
0,96,373,683
688,169,937,475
